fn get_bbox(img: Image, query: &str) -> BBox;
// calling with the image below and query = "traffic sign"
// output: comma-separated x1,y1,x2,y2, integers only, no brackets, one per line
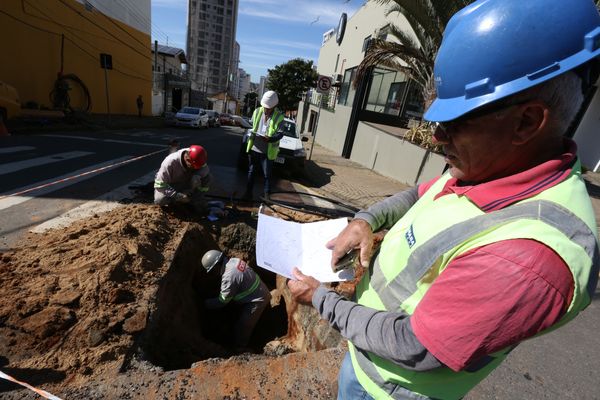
316,75,332,93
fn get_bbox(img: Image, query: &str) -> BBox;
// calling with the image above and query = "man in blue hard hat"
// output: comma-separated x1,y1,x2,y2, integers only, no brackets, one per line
288,0,600,399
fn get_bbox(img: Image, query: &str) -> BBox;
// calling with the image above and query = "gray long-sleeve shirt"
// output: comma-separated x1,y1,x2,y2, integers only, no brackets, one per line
154,148,210,199
205,258,270,309
312,186,443,371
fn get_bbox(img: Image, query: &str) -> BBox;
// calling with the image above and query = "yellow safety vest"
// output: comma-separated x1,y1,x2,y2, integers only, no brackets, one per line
350,162,599,399
246,107,284,160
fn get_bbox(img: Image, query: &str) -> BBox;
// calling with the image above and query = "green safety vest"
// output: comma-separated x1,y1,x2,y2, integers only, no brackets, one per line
246,107,284,160
350,161,599,400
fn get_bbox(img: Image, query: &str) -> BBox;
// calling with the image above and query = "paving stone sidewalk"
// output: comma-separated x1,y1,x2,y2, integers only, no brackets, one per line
297,140,411,210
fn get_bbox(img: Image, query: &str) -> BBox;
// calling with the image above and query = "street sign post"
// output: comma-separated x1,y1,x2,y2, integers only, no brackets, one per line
100,53,113,125
316,75,332,93
309,76,333,160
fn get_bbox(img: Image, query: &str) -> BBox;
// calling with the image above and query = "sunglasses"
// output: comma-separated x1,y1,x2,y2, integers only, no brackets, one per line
436,99,532,133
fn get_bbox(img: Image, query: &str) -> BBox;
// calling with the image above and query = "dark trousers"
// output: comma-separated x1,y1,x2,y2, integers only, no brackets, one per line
246,150,273,195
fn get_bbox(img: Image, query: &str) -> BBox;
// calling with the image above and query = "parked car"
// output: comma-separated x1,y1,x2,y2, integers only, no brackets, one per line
0,81,21,122
237,118,308,174
175,107,209,128
205,110,221,127
231,114,252,129
219,113,234,126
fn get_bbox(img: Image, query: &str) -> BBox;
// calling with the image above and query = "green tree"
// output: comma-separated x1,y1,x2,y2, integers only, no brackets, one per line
355,0,473,104
243,91,258,117
267,58,318,112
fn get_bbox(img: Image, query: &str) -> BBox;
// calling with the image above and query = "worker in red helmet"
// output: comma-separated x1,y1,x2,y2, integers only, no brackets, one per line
154,144,211,212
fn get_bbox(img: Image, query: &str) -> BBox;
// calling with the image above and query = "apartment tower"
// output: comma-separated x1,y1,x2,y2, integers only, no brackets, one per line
187,0,238,95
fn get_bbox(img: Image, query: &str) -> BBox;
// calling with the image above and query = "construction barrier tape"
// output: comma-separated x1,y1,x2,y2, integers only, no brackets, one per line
0,148,167,201
0,370,64,400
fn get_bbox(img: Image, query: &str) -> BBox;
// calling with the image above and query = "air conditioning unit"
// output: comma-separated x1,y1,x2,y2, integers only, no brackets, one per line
332,74,343,87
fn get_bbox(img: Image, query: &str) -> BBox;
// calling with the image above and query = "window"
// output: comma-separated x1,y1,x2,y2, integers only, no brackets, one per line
366,70,405,114
334,54,340,72
363,68,424,119
377,24,390,41
362,35,372,53
338,67,357,106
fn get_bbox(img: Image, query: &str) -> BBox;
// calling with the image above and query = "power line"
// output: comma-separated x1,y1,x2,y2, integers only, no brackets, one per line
119,0,171,44
0,7,152,82
57,0,153,61
84,2,151,50
25,1,152,81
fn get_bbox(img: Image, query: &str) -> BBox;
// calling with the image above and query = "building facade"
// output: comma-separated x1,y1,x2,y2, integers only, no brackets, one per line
0,0,152,115
237,69,251,101
187,0,238,96
296,2,445,186
297,1,600,185
151,44,189,115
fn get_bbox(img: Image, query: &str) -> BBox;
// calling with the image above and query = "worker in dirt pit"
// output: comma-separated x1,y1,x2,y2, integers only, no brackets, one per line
201,250,271,349
154,145,210,213
288,0,600,399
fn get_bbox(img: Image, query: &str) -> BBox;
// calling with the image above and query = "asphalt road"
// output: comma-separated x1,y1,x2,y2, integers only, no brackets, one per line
0,125,247,251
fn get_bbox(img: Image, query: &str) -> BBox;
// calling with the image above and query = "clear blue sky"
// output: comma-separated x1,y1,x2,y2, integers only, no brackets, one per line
151,0,362,83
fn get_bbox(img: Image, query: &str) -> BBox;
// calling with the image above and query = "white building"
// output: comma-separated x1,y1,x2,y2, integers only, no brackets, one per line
296,2,445,186
298,2,600,184
186,0,238,95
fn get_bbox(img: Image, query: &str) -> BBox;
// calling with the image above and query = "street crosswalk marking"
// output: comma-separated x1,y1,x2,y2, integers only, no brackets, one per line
0,151,94,175
41,134,166,147
32,170,157,233
0,146,36,154
0,156,131,211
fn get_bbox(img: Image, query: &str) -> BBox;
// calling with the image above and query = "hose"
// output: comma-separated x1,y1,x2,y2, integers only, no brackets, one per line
205,191,359,220
49,73,92,113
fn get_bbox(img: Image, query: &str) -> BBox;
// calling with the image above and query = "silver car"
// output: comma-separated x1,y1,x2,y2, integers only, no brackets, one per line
175,107,209,128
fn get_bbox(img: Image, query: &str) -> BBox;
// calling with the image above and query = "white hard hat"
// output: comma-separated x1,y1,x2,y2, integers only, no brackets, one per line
260,91,279,108
201,250,223,272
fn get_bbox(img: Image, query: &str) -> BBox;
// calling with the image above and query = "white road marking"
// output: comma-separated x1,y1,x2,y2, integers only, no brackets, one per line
0,156,131,211
41,134,165,147
31,170,157,232
0,146,36,154
0,151,94,175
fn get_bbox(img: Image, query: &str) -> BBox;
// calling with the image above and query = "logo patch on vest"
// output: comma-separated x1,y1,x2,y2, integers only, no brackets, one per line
405,225,416,248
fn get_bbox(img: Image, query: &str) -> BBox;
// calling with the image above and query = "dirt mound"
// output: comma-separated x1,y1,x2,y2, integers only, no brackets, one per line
0,201,357,398
0,205,191,381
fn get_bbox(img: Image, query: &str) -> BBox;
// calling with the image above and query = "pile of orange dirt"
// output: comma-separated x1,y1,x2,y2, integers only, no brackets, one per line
0,202,363,398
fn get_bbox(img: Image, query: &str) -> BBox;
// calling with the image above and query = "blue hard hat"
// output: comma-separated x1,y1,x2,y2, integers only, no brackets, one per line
424,0,600,122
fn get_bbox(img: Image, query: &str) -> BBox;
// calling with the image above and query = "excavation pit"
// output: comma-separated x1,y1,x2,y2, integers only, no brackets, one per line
0,202,350,398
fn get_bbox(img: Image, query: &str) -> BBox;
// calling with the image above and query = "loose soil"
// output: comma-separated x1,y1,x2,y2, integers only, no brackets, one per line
0,197,363,399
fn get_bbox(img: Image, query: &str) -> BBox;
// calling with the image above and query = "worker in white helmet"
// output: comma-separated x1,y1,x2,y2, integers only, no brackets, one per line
201,250,271,349
242,90,285,200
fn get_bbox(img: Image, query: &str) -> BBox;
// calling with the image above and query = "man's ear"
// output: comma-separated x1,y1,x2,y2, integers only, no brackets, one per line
512,101,549,145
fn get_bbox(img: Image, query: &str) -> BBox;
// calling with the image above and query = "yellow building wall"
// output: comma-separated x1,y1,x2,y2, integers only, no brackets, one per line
0,0,151,115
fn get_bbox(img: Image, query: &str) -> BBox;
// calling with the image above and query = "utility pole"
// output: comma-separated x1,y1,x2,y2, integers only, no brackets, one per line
163,54,167,114
223,60,230,114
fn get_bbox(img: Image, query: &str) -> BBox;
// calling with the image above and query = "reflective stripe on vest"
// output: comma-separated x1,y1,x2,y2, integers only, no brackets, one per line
246,107,284,160
371,199,600,309
233,275,261,301
350,168,599,400
154,179,169,189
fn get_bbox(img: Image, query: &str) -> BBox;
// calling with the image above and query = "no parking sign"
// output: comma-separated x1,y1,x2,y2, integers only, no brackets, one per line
316,75,332,93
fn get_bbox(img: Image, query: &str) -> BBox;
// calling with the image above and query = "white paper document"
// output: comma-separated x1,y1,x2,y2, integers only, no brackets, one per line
256,213,354,282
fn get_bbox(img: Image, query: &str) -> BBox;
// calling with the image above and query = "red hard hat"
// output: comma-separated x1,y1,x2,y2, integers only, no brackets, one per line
188,145,207,169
